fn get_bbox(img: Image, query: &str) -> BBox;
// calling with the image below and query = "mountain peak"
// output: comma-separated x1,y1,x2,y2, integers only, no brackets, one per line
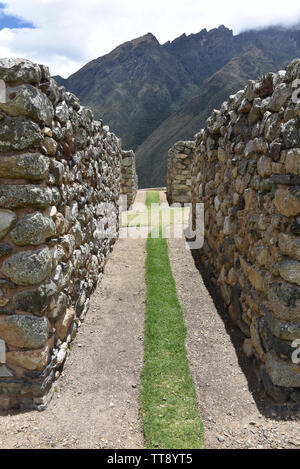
97,32,160,63
217,24,231,31
209,24,233,36
130,32,159,46
61,25,300,187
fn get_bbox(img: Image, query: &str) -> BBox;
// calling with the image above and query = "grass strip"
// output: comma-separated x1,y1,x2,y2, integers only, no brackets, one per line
141,191,204,449
145,190,160,208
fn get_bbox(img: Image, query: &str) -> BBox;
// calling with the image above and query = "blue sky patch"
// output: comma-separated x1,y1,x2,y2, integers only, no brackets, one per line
0,3,35,30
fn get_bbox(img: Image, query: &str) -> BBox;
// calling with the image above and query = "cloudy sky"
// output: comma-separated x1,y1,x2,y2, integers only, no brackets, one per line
0,0,300,78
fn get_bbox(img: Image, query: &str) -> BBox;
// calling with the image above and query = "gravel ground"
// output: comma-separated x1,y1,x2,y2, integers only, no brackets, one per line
0,189,299,450
0,236,146,449
168,236,300,450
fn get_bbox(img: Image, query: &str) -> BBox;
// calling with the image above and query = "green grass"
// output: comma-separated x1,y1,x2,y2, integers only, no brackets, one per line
145,190,160,208
141,191,204,449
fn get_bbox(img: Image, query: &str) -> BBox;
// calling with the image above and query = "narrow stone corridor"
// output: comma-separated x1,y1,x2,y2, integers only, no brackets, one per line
0,191,299,449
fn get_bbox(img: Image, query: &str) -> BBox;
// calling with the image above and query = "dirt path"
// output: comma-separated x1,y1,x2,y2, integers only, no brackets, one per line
0,236,146,449
168,237,300,450
1,189,299,450
132,189,147,208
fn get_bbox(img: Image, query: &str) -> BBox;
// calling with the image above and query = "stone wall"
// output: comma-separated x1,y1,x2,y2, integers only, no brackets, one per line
0,58,127,410
121,150,138,209
191,59,300,403
167,141,194,205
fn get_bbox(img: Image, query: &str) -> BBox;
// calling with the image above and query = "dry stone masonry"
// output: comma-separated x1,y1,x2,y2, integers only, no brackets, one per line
0,58,137,410
167,141,194,205
190,58,300,404
121,150,138,209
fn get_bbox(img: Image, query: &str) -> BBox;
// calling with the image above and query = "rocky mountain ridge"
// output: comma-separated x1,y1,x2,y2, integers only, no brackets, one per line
55,25,300,186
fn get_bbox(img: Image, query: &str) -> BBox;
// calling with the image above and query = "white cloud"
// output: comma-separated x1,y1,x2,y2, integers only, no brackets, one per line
1,0,300,77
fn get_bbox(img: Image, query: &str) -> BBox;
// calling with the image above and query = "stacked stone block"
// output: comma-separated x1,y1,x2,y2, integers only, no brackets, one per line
0,58,123,410
167,141,194,205
191,59,300,403
121,150,138,209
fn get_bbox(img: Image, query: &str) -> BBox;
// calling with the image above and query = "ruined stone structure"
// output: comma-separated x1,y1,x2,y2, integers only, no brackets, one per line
190,59,300,403
121,150,138,209
167,141,194,205
0,58,137,410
